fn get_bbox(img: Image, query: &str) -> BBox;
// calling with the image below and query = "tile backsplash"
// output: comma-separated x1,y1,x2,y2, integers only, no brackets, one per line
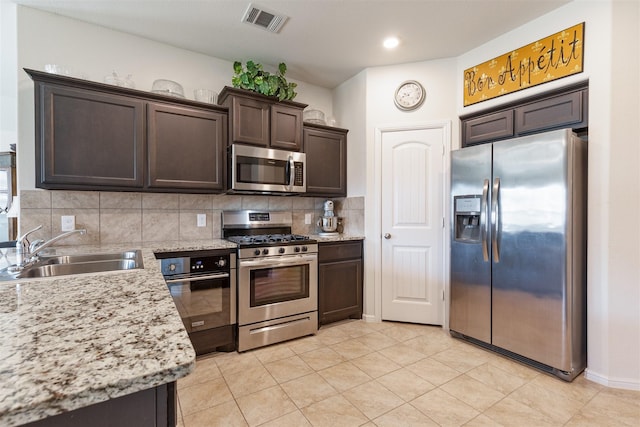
19,190,364,245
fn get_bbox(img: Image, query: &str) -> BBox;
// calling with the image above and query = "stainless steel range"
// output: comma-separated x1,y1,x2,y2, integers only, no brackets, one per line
223,210,318,352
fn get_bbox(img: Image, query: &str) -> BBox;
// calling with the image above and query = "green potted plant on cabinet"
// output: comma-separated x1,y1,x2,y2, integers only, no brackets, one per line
231,60,297,101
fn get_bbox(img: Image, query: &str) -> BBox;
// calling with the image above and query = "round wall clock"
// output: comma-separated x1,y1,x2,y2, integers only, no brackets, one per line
394,80,426,111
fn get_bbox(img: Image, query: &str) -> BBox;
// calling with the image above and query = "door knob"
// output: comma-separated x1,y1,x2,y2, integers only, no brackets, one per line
384,233,391,239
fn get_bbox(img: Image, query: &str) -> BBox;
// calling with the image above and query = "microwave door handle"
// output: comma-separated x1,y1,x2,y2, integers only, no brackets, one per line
286,155,294,190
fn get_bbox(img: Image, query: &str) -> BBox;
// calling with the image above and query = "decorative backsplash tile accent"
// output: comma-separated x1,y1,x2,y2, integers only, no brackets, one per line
19,190,365,245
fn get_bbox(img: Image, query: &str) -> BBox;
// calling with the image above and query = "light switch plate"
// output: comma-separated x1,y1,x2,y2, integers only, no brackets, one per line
197,214,207,227
304,213,312,225
61,215,75,231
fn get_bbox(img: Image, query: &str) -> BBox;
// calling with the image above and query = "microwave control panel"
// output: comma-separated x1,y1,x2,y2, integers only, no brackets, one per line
294,162,304,185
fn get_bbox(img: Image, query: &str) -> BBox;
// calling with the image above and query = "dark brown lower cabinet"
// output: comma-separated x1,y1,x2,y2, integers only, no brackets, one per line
318,240,363,326
23,382,176,427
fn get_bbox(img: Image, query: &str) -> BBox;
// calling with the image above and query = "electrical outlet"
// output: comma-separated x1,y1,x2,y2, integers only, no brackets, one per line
197,214,207,227
304,213,312,225
61,215,76,231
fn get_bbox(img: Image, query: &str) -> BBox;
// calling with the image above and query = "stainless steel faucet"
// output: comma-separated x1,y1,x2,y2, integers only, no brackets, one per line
15,225,87,266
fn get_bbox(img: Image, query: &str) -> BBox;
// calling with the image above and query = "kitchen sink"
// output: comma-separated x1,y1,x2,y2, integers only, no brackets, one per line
37,250,142,266
0,250,144,280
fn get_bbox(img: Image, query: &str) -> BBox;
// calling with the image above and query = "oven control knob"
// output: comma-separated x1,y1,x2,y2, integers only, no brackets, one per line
294,246,301,253
279,247,285,254
254,249,261,256
217,259,226,267
262,249,269,255
168,263,177,272
302,246,308,252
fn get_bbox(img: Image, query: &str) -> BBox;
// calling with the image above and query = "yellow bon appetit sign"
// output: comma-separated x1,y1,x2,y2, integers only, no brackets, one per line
463,22,585,106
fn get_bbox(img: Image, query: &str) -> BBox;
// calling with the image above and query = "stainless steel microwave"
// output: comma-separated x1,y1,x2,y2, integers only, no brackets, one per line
229,144,306,194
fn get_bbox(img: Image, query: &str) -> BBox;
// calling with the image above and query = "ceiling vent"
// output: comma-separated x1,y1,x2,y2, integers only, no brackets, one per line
242,3,288,33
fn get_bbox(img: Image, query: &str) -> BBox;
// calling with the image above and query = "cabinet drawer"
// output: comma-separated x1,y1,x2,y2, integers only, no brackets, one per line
319,241,362,263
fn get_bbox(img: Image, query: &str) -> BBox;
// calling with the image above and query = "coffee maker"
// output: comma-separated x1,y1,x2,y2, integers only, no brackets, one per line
317,200,341,236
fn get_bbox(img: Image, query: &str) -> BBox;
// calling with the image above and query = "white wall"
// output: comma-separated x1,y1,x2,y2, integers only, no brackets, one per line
15,6,333,191
605,0,640,389
333,70,367,197
334,58,458,322
1,2,18,152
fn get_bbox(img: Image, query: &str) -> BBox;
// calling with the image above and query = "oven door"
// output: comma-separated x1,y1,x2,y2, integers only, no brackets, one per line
166,271,234,333
237,253,318,325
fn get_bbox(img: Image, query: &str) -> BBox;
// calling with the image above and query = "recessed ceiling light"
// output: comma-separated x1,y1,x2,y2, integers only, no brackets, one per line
383,37,400,49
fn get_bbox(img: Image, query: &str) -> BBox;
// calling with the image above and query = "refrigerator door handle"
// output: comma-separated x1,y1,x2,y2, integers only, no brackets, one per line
491,177,501,262
481,179,490,262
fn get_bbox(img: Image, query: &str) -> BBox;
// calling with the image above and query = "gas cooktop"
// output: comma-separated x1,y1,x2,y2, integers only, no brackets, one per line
227,234,315,247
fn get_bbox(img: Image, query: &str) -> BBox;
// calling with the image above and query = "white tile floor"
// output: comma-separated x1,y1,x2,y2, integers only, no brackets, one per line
176,320,640,426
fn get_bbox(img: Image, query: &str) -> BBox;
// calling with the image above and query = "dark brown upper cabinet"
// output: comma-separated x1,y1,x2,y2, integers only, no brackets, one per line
27,68,228,193
218,86,307,151
36,81,145,189
147,103,226,191
303,123,348,197
461,82,588,147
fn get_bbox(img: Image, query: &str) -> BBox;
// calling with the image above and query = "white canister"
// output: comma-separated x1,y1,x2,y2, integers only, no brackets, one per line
194,89,217,104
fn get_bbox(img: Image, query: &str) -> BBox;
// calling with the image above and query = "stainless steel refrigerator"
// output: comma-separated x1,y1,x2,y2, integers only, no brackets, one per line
449,128,587,381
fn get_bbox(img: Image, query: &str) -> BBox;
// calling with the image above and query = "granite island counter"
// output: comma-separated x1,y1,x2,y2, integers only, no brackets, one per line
0,239,236,427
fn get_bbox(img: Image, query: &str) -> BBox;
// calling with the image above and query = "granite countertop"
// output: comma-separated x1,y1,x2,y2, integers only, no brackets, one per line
0,239,235,427
309,234,365,242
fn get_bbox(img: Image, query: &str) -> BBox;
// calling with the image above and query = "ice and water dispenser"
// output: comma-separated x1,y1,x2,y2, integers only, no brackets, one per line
454,195,482,243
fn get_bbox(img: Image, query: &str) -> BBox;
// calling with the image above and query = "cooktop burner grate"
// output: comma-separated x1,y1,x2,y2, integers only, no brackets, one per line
227,234,312,246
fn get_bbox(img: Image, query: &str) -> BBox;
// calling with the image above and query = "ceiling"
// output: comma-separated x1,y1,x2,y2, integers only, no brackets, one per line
13,0,572,88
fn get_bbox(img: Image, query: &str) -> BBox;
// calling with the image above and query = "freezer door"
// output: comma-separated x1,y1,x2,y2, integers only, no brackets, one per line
491,129,579,371
450,144,492,343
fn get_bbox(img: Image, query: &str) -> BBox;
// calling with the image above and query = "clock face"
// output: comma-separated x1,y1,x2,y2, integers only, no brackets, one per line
394,80,425,110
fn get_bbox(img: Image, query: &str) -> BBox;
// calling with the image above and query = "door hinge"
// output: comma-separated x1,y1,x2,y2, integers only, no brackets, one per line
442,289,445,301
442,217,445,228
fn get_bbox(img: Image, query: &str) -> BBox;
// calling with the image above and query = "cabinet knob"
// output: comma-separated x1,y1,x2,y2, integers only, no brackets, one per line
384,233,391,239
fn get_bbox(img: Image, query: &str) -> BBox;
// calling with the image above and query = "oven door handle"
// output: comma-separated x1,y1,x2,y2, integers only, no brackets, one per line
164,272,230,284
239,254,317,268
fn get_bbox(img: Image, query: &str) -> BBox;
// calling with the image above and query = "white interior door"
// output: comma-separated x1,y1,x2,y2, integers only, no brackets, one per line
381,126,445,325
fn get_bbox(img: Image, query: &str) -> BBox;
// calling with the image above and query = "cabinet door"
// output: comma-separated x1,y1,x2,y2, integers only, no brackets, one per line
229,96,270,147
303,126,347,196
37,83,145,188
462,110,514,147
319,259,363,325
270,104,302,151
318,241,363,326
515,90,586,135
147,103,226,191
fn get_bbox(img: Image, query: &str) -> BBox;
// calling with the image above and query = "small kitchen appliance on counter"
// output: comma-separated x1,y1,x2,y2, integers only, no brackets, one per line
317,200,341,236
